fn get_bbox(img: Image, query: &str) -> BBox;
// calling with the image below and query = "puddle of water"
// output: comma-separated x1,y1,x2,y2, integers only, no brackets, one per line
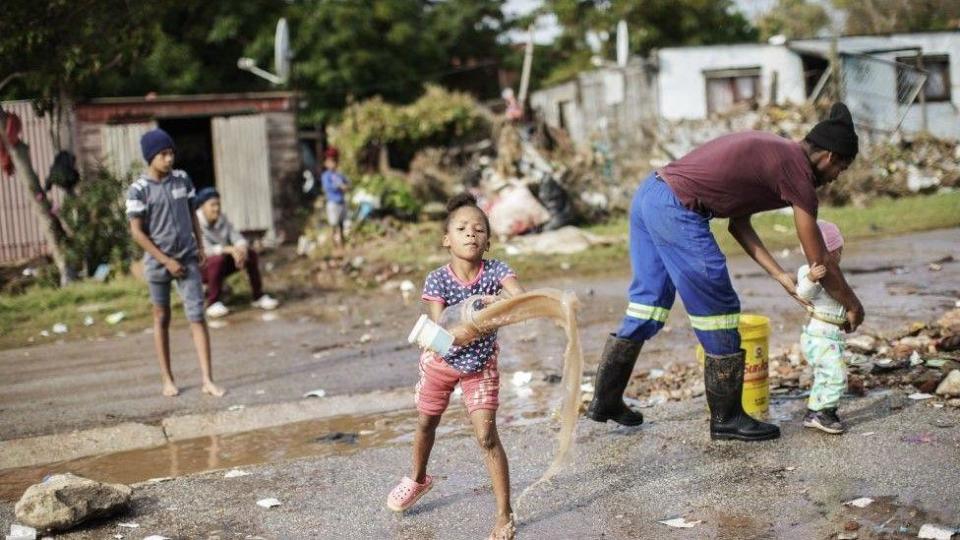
0,410,415,502
0,375,567,503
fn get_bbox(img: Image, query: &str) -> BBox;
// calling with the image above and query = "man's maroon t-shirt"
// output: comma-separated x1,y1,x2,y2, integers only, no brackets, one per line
659,131,818,219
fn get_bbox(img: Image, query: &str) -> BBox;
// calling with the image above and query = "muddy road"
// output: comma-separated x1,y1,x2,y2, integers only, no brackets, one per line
1,228,957,441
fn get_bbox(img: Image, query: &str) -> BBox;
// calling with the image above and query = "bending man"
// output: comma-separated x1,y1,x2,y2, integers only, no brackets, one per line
586,103,865,442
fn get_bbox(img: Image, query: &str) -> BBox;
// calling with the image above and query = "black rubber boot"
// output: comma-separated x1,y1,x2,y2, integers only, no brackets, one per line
705,350,780,441
585,334,645,426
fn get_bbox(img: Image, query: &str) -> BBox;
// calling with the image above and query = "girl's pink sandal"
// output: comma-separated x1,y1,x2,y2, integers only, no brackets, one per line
386,475,433,512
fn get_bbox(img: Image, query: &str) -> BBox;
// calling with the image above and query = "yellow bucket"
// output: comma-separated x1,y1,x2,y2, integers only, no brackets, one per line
696,313,770,417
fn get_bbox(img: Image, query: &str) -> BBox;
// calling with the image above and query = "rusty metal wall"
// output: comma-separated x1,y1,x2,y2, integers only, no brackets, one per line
0,100,66,263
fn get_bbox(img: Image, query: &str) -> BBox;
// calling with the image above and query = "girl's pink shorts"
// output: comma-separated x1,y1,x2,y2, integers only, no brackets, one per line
414,349,500,416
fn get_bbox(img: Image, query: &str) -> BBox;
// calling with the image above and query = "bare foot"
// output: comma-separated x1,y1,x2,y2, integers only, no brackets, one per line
202,381,226,397
162,381,180,397
489,514,515,540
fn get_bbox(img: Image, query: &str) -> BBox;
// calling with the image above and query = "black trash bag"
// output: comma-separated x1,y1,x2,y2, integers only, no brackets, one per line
538,175,574,231
45,151,80,194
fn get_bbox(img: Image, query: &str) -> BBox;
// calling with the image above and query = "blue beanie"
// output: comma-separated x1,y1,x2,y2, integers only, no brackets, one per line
140,129,175,164
194,187,220,207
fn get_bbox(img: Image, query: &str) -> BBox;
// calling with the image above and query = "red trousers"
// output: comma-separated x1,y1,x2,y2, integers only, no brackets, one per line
201,250,263,305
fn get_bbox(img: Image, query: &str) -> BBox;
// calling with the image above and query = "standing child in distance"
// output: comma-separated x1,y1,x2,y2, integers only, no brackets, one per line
387,193,523,540
127,128,225,398
320,147,349,249
797,220,847,433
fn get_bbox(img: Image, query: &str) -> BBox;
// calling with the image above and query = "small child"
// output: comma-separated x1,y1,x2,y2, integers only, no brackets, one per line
320,147,349,249
797,220,847,433
387,193,523,540
127,129,225,398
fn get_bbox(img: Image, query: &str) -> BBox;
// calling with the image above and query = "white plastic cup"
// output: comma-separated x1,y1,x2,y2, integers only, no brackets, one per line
408,314,454,355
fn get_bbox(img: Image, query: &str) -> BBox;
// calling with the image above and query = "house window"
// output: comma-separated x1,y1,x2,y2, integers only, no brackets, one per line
896,54,951,103
704,67,761,115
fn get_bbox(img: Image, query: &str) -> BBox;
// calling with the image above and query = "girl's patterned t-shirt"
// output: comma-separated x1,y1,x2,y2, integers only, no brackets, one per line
421,259,516,373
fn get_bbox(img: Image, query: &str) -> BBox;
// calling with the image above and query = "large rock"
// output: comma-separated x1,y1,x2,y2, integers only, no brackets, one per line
935,370,960,397
14,473,131,532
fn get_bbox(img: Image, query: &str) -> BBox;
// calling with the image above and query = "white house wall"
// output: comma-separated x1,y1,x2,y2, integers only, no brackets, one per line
657,44,807,120
529,62,657,148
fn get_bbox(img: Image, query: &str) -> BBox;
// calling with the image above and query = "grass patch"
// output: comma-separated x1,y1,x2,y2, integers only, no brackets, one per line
0,277,159,350
2,191,958,351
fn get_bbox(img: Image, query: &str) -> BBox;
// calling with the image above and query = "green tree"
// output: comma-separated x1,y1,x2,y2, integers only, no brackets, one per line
89,0,281,97
539,0,758,85
758,0,831,40
0,0,162,282
87,0,513,124
289,0,511,124
833,0,960,34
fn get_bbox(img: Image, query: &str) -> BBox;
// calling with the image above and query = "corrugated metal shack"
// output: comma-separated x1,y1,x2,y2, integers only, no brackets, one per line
0,92,302,263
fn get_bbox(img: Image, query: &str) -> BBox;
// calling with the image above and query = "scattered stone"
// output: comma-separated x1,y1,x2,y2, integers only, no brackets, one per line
918,523,956,540
847,376,866,397
908,392,935,400
846,335,877,353
915,371,946,394
935,370,960,397
224,470,250,478
256,498,282,509
14,473,132,532
5,524,36,540
837,533,857,540
843,497,873,508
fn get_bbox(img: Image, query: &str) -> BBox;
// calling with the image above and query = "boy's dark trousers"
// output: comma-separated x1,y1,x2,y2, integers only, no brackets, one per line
202,250,263,305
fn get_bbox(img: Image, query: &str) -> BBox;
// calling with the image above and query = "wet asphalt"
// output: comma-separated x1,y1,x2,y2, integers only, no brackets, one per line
0,227,958,538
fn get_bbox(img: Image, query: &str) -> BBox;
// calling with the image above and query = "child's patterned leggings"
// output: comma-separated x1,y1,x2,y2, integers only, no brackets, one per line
801,325,846,411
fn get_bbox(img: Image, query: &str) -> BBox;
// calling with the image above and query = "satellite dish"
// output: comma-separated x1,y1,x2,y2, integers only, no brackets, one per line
237,17,290,85
616,20,628,67
275,18,290,83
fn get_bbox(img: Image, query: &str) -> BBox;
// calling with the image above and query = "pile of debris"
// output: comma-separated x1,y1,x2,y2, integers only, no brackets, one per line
599,306,960,410
650,103,960,207
407,120,627,240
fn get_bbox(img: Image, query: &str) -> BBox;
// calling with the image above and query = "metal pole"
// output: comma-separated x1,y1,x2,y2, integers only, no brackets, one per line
916,50,928,133
518,25,535,108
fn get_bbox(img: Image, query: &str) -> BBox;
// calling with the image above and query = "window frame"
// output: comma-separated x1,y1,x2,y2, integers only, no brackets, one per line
703,66,762,115
896,54,951,104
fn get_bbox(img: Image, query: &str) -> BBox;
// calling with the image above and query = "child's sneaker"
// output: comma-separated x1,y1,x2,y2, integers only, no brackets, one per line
386,475,433,512
205,301,230,319
803,408,845,434
251,294,279,310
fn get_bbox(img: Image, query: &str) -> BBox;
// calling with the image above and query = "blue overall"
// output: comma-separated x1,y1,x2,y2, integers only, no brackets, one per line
616,173,741,355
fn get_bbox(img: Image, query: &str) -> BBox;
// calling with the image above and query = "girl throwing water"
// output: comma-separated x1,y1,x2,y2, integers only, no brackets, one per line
387,193,523,540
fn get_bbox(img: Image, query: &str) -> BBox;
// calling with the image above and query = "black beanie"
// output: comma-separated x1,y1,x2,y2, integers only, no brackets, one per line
805,102,859,159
